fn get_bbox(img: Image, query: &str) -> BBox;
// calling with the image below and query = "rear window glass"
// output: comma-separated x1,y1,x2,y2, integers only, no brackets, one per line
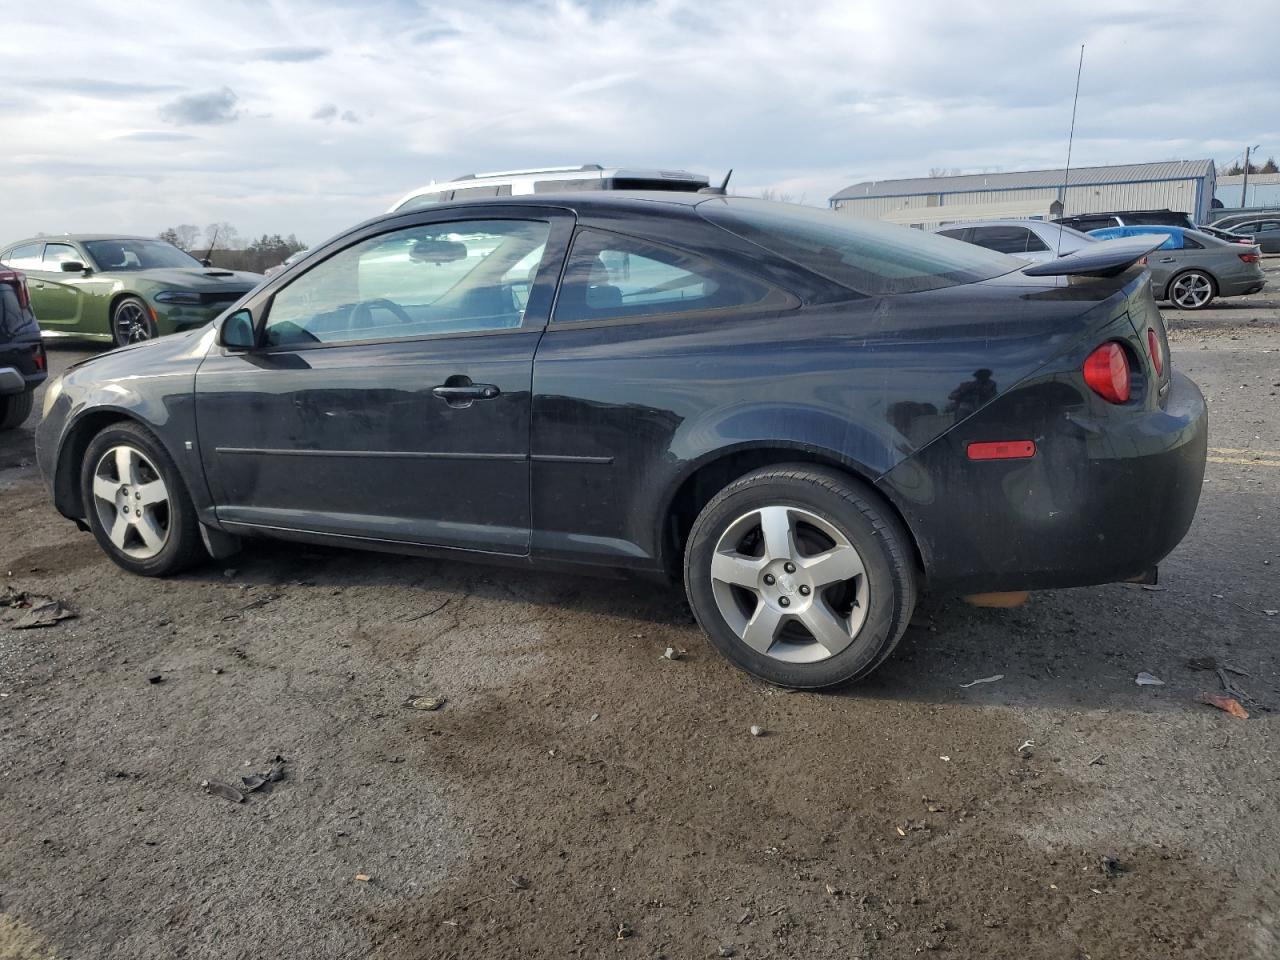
700,198,1020,295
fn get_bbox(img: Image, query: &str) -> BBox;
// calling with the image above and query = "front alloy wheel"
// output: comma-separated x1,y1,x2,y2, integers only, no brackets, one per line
90,445,172,560
112,296,157,346
1169,270,1215,310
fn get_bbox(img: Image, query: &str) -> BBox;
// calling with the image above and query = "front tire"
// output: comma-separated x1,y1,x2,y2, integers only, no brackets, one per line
1167,269,1216,310
0,390,34,430
79,422,205,576
684,465,917,688
111,295,157,347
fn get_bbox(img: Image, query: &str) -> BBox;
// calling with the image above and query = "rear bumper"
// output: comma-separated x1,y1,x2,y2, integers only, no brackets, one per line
879,370,1208,593
1219,274,1266,298
0,340,47,394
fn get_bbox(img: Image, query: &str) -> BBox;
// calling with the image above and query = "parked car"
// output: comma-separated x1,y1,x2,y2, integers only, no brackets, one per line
1218,218,1280,253
0,236,261,347
1054,209,1195,233
0,269,47,430
931,219,1096,262
1196,224,1254,245
36,194,1206,689
1210,211,1280,231
390,163,711,213
1088,225,1265,309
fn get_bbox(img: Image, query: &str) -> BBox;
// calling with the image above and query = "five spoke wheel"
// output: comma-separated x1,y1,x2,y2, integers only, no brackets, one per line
710,504,869,663
91,445,171,560
1169,271,1214,310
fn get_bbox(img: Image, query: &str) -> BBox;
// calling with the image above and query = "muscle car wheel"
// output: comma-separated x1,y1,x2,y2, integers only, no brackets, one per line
1168,270,1215,310
0,390,34,430
112,296,157,347
80,422,205,576
684,465,916,688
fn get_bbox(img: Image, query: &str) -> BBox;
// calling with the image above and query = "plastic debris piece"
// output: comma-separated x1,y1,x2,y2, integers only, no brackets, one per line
1135,672,1165,686
1017,739,1035,759
405,695,446,711
959,674,1003,688
355,873,370,882
1197,692,1249,719
1100,855,1123,878
661,647,681,661
509,875,530,890
241,775,267,792
147,674,164,684
10,599,76,630
749,725,765,737
201,779,245,803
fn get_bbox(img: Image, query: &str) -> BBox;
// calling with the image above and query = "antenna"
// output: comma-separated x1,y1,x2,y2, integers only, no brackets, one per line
1057,44,1085,257
698,169,734,196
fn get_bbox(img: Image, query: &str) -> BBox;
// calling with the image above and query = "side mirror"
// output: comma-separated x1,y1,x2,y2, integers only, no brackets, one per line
201,258,213,267
220,309,256,350
60,260,87,273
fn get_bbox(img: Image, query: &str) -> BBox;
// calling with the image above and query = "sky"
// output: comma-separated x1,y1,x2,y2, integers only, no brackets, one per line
2,0,1277,248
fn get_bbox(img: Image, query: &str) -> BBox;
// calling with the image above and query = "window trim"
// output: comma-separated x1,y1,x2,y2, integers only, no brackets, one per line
548,225,797,330
248,210,574,354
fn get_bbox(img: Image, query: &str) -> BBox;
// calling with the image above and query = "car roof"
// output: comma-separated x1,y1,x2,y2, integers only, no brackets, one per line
6,234,156,246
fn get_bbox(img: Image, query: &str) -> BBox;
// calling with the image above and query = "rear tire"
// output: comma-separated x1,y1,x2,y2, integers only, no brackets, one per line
79,422,206,576
112,295,157,347
0,390,34,430
684,464,917,689
1167,269,1216,310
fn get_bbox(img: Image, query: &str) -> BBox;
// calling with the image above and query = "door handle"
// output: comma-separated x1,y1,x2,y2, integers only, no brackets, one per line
1156,257,1176,263
432,379,500,408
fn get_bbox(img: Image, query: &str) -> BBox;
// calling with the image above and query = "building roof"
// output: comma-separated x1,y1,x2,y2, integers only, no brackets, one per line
831,159,1215,202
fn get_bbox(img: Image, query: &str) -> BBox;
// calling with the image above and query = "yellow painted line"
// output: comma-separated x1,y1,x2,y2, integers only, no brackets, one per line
1209,447,1280,457
1207,456,1280,467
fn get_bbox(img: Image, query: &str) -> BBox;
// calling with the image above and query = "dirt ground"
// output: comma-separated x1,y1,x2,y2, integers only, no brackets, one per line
1,263,1278,960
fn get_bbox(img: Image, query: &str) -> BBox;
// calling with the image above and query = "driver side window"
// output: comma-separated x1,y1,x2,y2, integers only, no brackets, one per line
264,219,551,347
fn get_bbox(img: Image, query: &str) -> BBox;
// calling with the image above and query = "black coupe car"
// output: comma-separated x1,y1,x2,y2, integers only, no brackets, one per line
1,268,47,430
35,194,1207,688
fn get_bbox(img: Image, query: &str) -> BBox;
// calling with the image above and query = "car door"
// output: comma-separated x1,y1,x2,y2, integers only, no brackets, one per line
194,208,574,556
1145,231,1183,293
1250,220,1280,253
23,242,90,330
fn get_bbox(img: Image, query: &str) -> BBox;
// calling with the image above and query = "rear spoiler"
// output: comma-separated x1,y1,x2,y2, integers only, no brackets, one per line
1021,235,1165,279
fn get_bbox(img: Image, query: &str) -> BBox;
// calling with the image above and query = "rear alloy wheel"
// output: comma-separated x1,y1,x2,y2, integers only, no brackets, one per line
684,465,916,688
112,295,157,347
1168,270,1216,310
80,422,205,576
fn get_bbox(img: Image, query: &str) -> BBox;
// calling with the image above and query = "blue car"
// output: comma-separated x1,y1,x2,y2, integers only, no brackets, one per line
1088,226,1265,309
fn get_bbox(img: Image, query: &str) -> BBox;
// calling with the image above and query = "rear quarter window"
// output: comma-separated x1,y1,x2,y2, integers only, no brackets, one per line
701,199,1020,295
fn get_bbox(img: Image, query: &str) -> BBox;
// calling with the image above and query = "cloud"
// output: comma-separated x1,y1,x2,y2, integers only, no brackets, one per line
249,45,329,62
158,87,240,125
115,131,200,142
1,0,1277,246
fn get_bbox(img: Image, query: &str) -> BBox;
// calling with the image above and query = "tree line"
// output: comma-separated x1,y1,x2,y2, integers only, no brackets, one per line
158,223,307,274
1218,157,1278,176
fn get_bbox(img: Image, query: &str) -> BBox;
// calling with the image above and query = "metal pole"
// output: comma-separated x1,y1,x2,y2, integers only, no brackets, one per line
1241,146,1251,209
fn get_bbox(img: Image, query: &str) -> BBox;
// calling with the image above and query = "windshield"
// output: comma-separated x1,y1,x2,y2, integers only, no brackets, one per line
84,239,203,271
700,198,1022,295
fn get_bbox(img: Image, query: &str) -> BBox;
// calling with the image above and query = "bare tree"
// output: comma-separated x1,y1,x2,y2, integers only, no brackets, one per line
203,222,242,251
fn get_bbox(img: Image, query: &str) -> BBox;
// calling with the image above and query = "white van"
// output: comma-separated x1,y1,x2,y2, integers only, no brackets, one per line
388,164,712,213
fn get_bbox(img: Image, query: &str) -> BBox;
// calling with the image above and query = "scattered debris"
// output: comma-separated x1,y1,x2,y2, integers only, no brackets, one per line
1140,584,1164,592
938,755,950,762
1135,672,1164,686
718,948,737,958
661,647,682,661
147,673,164,685
1088,754,1105,766
1100,855,1124,878
241,775,267,792
355,873,370,882
2,589,78,630
615,922,632,940
405,598,451,622
749,725,765,737
266,755,287,782
241,593,282,611
509,875,530,890
589,712,599,723
1265,610,1277,617
212,667,224,675
201,779,245,803
1016,739,1035,759
736,910,752,925
1216,668,1251,703
959,674,1003,688
404,695,446,711
1197,692,1249,719
1186,656,1250,677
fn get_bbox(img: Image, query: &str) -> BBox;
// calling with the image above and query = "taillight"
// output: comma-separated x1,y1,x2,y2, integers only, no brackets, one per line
1239,252,1260,263
1138,256,1148,266
33,344,46,371
1083,342,1131,403
0,270,29,311
1146,327,1164,377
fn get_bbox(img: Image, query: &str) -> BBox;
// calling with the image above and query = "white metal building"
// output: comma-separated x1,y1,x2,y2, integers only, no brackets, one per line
829,160,1216,228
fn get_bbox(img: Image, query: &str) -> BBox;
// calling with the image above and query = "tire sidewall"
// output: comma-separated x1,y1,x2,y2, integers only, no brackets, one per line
80,423,199,576
112,296,156,347
684,470,911,688
0,389,34,430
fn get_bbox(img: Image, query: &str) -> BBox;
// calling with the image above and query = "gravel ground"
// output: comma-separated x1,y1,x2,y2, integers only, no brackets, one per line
1,263,1278,959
